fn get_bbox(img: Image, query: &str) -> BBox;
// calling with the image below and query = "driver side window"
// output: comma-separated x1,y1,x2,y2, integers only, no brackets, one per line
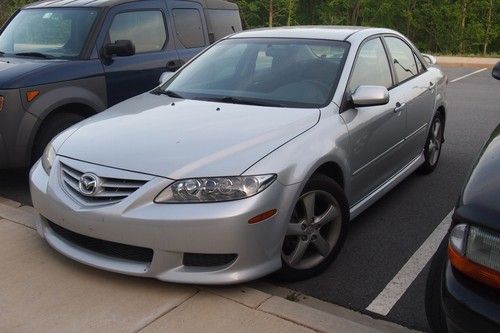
349,38,393,93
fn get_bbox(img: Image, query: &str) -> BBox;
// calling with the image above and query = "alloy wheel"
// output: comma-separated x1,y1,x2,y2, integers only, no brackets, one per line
428,118,443,166
282,190,342,270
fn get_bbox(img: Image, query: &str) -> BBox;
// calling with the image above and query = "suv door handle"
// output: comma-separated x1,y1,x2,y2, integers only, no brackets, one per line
394,102,405,114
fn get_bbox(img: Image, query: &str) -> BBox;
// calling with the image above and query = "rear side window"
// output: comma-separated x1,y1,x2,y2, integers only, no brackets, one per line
385,37,418,82
172,9,205,49
109,11,166,53
349,38,393,92
415,54,425,73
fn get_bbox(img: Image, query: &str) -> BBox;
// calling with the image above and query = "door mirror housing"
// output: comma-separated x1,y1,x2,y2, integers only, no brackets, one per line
103,40,135,58
492,61,500,80
351,85,389,107
421,53,437,66
159,71,175,85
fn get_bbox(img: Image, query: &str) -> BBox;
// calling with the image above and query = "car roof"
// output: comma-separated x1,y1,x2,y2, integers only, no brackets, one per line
25,0,237,10
229,26,399,42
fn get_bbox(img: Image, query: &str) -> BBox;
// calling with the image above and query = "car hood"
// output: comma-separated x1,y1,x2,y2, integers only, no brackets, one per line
460,123,500,220
58,93,320,179
0,57,50,89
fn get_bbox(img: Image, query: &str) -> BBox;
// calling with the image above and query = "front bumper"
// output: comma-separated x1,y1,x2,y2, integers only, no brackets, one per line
30,156,300,284
442,261,500,333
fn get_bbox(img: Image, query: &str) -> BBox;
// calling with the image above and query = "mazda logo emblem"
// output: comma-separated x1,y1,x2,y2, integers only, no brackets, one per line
78,173,100,196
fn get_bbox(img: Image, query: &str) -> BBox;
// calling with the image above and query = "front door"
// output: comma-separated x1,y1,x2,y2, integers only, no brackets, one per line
341,37,407,204
97,0,180,106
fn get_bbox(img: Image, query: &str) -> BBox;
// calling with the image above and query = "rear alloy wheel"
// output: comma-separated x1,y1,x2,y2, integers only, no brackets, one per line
419,113,444,174
275,174,348,281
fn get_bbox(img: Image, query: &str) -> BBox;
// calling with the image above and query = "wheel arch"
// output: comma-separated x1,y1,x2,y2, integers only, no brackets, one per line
26,102,98,165
312,161,345,190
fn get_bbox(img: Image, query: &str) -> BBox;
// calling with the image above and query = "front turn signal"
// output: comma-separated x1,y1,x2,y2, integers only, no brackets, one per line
26,90,40,102
0,96,4,111
248,209,277,224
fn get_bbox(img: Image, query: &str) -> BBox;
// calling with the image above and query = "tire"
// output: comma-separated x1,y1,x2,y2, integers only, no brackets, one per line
274,173,349,282
31,113,86,165
419,112,444,174
425,237,449,333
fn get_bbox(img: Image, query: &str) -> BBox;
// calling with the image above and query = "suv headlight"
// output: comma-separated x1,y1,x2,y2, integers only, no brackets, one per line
41,140,56,175
154,174,276,203
448,223,500,289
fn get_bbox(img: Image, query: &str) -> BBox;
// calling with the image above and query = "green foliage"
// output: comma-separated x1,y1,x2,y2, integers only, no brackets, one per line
235,0,500,55
2,0,499,54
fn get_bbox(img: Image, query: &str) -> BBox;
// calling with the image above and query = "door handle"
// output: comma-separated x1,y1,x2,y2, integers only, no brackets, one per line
394,102,405,114
428,81,435,90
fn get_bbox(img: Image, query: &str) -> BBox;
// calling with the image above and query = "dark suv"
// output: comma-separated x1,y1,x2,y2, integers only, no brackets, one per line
0,0,241,169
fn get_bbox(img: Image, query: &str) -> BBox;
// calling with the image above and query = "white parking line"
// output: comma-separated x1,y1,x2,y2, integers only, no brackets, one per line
365,210,453,316
450,68,488,83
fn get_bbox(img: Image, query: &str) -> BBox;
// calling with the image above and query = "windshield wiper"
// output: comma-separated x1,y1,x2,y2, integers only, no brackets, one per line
151,89,185,98
14,52,53,59
204,96,285,107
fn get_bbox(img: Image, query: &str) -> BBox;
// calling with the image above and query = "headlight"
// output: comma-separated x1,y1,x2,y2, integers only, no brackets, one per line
41,140,56,175
154,174,276,203
448,223,500,289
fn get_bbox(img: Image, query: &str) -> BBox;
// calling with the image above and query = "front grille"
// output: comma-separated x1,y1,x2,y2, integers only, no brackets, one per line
183,253,237,267
48,220,154,263
60,162,147,206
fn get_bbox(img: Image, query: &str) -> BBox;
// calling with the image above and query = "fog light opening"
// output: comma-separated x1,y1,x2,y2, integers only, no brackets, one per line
248,209,277,224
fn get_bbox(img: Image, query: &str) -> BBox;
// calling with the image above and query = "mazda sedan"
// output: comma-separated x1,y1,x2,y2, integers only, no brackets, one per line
30,27,447,284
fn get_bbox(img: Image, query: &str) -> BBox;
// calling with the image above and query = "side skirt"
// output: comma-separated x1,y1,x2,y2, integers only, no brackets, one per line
349,152,425,220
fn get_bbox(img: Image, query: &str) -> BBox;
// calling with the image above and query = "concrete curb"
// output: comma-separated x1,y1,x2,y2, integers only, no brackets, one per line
0,197,416,332
437,56,499,68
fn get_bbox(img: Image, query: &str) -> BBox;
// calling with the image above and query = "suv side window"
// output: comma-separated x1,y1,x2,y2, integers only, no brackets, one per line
385,37,418,83
348,38,393,92
108,11,166,53
172,9,205,49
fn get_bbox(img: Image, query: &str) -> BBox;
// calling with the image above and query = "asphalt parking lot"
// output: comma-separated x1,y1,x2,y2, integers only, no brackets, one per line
0,66,498,331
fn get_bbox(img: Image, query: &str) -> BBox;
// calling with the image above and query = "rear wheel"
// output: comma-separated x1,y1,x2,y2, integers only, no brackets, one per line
31,113,85,165
419,112,444,174
274,174,349,281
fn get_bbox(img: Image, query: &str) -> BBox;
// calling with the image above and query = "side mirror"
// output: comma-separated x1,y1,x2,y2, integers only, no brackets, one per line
492,61,500,80
159,71,175,85
351,85,389,107
103,40,135,58
421,53,437,66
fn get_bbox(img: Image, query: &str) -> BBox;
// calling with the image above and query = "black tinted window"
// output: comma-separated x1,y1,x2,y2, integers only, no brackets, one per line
109,11,166,53
172,9,205,48
349,38,392,91
385,37,418,82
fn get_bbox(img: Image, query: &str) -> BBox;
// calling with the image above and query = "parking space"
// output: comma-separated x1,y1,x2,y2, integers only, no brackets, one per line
0,66,497,331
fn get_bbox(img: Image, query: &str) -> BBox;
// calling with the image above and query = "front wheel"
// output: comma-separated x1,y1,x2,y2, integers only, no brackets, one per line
274,174,349,281
419,112,444,174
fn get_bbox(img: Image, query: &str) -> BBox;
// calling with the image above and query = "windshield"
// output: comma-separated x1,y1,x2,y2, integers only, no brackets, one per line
0,8,99,59
163,38,349,108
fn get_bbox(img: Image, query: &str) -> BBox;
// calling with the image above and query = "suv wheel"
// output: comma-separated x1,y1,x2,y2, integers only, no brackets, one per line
274,174,349,281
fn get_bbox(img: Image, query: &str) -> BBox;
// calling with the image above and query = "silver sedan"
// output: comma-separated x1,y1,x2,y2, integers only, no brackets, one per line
30,26,447,284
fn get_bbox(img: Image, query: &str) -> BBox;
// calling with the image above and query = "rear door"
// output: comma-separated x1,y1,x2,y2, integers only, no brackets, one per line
168,0,209,64
383,36,435,159
342,37,407,203
97,0,180,106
